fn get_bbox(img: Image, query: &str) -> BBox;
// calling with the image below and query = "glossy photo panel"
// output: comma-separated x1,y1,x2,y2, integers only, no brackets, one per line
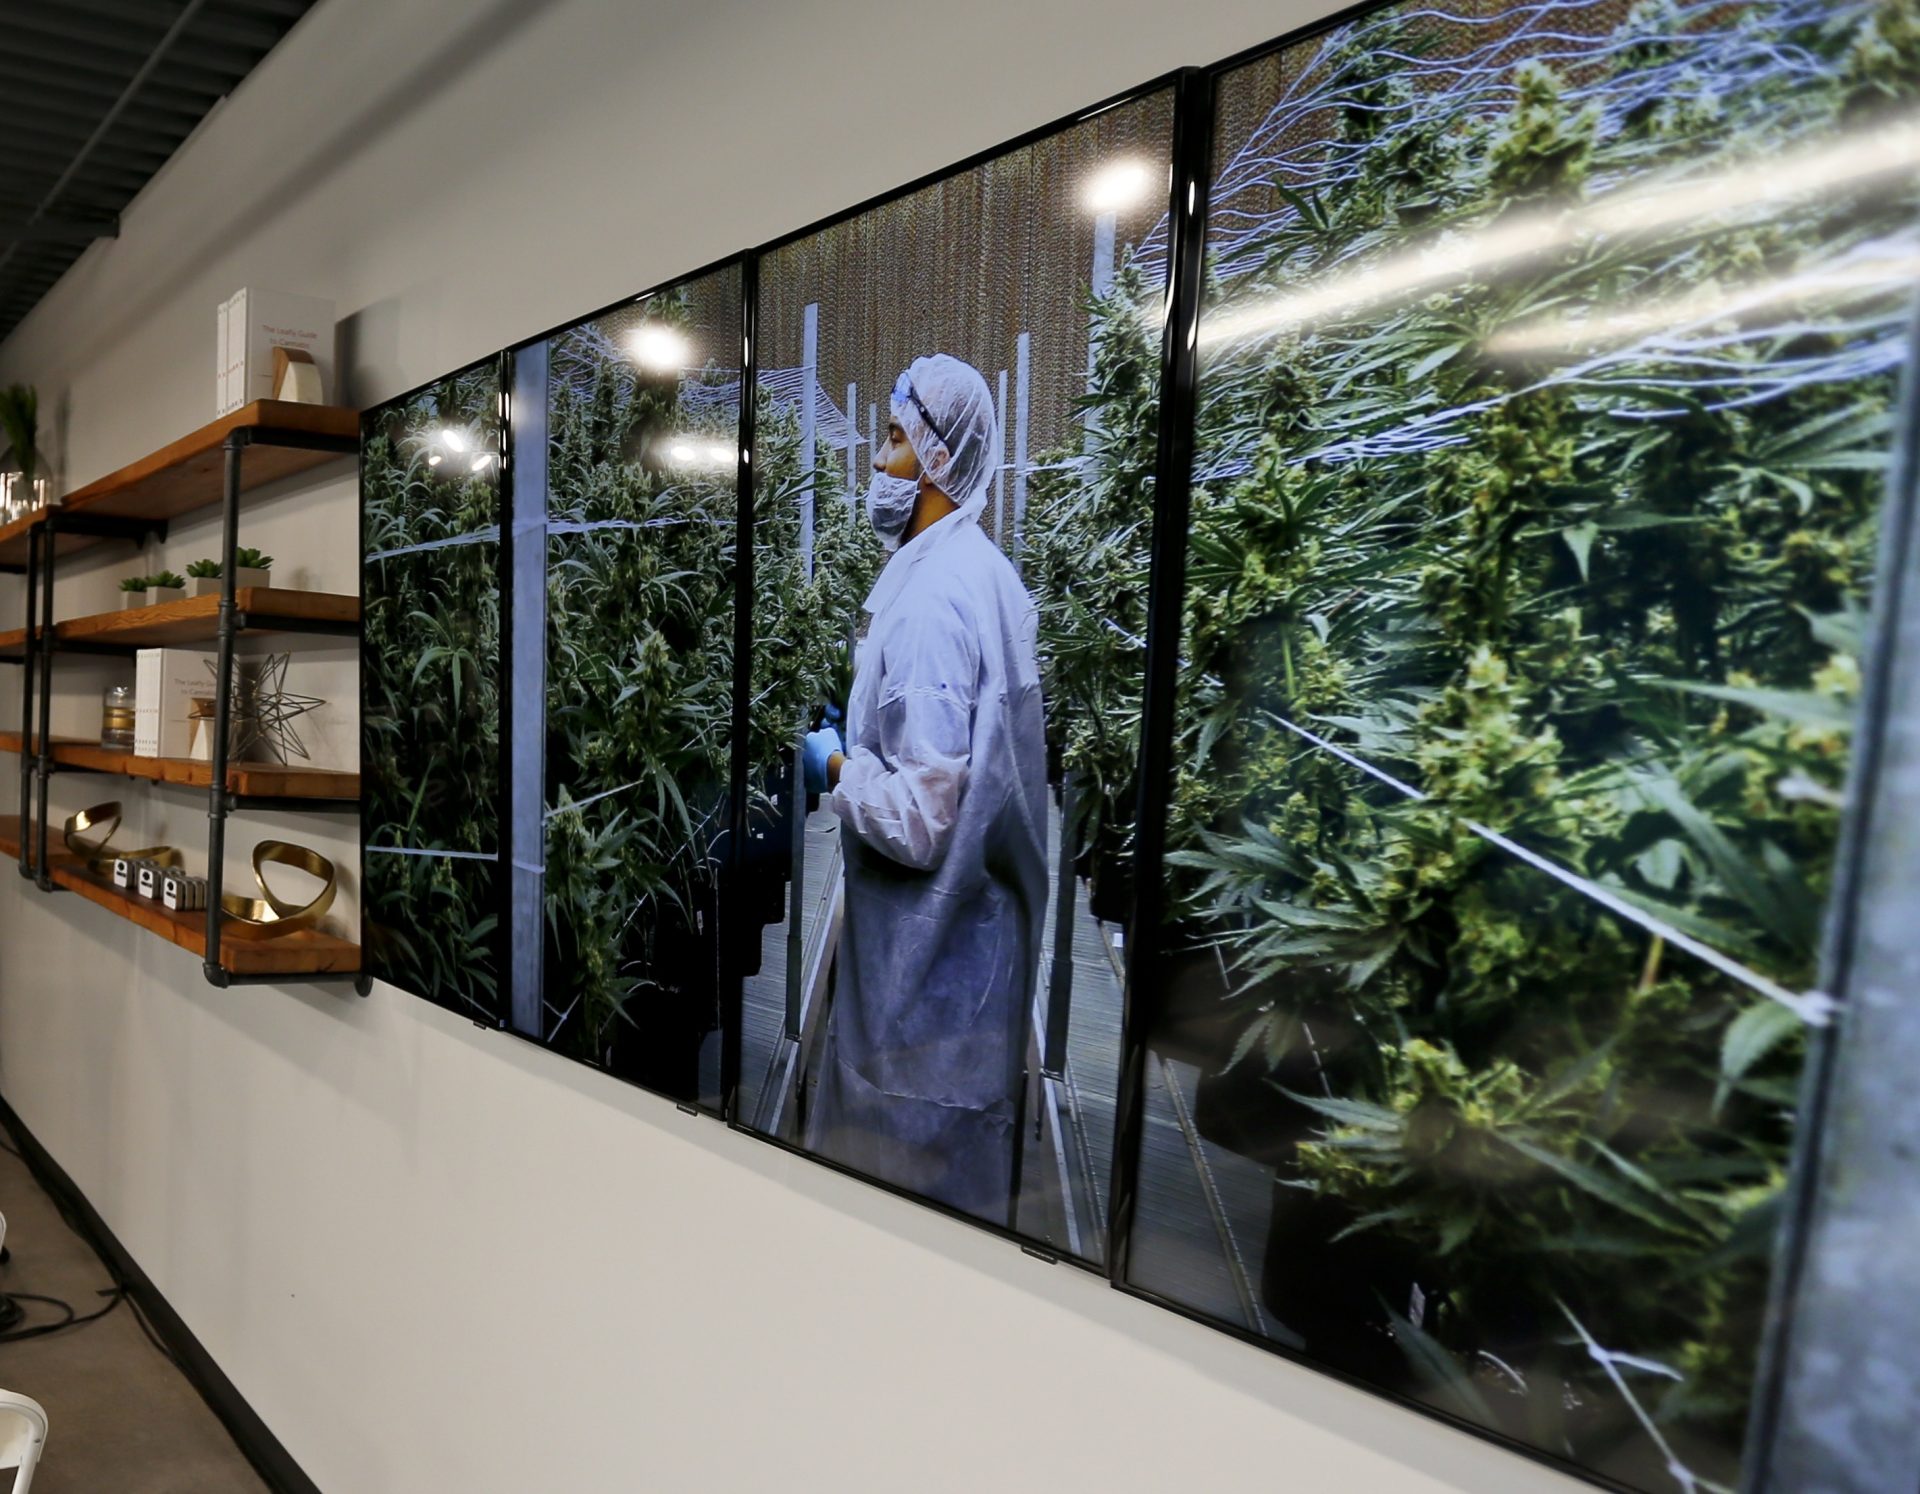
360,362,505,1020
1119,1,1918,1487
510,265,743,1106
734,87,1176,1261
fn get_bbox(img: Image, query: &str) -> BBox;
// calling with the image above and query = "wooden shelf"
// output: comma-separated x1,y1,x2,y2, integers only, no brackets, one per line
0,587,359,660
0,402,358,569
0,816,360,976
0,733,358,801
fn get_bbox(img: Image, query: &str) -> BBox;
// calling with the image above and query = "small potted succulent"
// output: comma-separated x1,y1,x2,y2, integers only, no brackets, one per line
119,575,150,609
146,570,187,606
186,548,273,597
232,546,273,592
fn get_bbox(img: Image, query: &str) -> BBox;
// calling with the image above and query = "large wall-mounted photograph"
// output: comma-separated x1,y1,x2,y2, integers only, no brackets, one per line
512,265,744,1105
1118,0,1918,1488
360,361,506,1021
734,86,1177,1261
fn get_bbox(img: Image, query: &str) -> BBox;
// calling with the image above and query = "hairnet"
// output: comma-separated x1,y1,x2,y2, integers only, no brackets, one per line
891,355,998,519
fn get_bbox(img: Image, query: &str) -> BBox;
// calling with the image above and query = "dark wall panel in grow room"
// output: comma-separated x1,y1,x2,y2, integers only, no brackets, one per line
361,362,506,1021
1117,0,1919,1487
513,264,744,1107
734,85,1176,1263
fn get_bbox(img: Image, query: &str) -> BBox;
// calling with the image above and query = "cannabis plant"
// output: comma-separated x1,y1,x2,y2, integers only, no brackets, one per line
541,300,737,1073
1070,0,1920,1483
1027,259,1163,898
541,299,880,1082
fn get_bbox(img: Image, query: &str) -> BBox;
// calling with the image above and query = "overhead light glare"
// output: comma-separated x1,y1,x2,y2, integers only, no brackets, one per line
632,324,693,373
1085,159,1154,214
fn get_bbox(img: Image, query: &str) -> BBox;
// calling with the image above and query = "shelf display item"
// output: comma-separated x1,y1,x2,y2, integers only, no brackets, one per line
134,648,219,757
219,840,337,939
220,287,334,415
101,684,134,751
64,802,121,864
734,83,1177,1264
1113,2,1920,1489
161,872,208,913
225,653,323,764
185,555,270,598
0,383,52,523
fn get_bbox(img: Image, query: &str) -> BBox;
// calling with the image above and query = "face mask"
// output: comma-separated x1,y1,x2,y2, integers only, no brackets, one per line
865,471,919,551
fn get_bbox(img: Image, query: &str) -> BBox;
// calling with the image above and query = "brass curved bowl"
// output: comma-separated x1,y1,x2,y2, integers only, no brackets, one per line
219,840,337,941
62,801,180,875
62,801,122,861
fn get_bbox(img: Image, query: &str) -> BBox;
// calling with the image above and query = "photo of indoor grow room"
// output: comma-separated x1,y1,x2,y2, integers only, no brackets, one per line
354,0,1920,1485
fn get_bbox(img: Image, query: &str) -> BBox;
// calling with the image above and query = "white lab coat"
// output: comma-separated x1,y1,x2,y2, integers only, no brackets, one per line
806,509,1050,1223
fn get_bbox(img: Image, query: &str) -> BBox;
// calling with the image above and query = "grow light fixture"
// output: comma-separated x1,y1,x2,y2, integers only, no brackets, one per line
437,426,470,454
1201,109,1920,350
470,452,495,473
631,324,692,373
1084,158,1155,214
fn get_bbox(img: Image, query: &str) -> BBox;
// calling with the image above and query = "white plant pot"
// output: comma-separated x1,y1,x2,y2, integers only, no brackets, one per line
122,594,148,609
147,586,185,607
190,568,270,598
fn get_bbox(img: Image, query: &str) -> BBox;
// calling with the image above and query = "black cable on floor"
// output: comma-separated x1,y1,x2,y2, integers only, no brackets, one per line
0,1286,125,1344
0,1121,178,1365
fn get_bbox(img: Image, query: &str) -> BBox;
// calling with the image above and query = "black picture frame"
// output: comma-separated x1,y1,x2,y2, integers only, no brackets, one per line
1102,5,1920,1492
358,351,511,1027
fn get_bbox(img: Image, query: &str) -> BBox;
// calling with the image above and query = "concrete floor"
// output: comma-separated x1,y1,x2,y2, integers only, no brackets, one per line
0,1129,268,1494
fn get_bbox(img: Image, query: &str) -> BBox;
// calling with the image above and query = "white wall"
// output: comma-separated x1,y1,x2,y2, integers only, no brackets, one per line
0,2,1584,1490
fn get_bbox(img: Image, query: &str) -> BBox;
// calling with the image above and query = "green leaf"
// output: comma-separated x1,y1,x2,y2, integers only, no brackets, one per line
1716,1000,1804,1114
1661,679,1856,729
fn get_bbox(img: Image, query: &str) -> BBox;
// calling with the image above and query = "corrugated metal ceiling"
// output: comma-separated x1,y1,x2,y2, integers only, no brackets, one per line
0,0,319,343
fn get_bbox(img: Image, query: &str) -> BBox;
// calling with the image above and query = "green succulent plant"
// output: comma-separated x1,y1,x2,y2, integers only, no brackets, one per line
119,576,149,593
148,571,186,590
186,559,221,579
234,546,272,570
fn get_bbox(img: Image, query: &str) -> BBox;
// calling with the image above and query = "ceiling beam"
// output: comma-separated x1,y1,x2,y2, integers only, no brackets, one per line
0,216,121,245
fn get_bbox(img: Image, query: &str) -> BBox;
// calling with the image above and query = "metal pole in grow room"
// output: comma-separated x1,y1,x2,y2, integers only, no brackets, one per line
799,302,817,574
786,301,821,1039
994,368,1008,546
507,342,549,1037
1013,331,1031,563
846,381,859,503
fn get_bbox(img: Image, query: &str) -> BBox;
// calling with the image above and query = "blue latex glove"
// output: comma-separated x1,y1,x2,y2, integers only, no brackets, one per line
802,725,844,795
